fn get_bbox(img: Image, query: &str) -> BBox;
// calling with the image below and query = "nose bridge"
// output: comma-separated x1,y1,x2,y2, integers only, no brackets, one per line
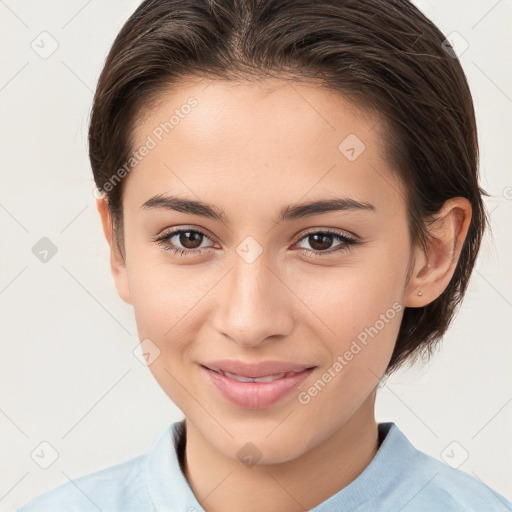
214,250,293,346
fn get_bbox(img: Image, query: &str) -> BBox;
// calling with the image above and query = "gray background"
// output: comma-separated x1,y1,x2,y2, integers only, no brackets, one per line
1,0,511,509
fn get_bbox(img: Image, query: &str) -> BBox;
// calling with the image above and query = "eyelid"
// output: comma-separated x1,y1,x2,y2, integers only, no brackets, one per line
155,225,217,244
292,227,358,244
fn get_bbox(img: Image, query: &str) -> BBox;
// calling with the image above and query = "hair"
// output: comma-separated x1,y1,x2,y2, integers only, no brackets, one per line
88,0,489,377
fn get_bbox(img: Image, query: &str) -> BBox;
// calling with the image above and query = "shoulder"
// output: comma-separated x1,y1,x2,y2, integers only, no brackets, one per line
16,454,150,512
408,454,511,511
378,424,512,511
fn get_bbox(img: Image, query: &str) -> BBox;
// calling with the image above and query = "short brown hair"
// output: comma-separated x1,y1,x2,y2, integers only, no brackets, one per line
88,0,489,376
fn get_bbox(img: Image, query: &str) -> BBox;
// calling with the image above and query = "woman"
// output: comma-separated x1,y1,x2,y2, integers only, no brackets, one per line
18,0,512,510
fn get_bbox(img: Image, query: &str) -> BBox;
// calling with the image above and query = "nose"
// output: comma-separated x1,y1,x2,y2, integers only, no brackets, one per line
213,255,295,347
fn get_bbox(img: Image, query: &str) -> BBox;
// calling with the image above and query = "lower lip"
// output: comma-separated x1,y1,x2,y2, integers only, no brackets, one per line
201,366,315,409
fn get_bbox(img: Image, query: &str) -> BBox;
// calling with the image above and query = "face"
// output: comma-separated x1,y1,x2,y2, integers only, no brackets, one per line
102,77,419,464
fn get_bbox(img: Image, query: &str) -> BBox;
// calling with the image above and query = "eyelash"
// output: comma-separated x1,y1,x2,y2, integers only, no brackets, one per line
152,228,358,258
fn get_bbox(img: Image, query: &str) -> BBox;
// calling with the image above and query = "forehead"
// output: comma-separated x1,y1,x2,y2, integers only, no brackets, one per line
126,77,405,219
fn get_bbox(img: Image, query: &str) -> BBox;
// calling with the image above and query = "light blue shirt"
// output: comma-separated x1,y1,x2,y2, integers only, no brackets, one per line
17,420,512,511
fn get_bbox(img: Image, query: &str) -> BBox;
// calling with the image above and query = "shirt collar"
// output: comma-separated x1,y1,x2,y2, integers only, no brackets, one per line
146,420,410,511
146,419,204,511
311,421,409,511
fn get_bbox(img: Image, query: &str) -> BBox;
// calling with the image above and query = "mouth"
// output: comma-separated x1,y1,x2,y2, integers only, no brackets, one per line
202,366,310,383
201,358,317,378
200,360,317,409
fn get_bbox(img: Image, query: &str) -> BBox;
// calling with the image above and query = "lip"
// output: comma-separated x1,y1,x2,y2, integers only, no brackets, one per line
200,360,316,409
202,359,315,378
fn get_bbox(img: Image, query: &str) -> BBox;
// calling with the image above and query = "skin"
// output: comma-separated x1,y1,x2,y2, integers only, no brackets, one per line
97,77,472,512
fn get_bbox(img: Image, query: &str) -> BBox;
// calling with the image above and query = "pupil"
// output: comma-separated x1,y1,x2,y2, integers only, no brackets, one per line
310,234,332,251
180,231,202,249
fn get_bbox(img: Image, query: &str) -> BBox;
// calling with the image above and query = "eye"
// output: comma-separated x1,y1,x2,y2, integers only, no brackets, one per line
153,227,359,258
294,229,358,257
152,228,216,257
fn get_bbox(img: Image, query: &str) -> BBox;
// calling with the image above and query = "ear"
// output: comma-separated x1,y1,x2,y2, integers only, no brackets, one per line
96,197,133,305
405,197,472,308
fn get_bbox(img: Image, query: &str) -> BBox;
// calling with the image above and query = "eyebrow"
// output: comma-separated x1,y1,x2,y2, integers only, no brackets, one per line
140,193,376,224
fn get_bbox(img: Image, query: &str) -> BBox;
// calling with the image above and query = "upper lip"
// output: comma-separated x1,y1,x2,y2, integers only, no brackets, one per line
202,359,316,378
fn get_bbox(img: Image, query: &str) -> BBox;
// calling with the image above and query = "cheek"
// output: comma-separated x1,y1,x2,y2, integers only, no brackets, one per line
128,262,220,389
290,255,406,395
295,272,403,424
129,260,208,335
127,263,206,406
295,261,404,337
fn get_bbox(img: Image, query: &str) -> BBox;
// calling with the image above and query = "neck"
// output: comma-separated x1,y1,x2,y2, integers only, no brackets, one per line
182,390,380,512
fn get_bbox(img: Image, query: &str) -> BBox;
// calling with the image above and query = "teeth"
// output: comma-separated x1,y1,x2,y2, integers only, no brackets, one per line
223,371,288,383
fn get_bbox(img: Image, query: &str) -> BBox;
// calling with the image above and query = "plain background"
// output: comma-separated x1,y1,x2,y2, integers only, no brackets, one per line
0,0,511,510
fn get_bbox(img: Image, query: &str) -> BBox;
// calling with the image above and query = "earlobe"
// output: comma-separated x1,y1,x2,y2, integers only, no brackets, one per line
405,197,472,308
96,198,133,305
404,251,432,308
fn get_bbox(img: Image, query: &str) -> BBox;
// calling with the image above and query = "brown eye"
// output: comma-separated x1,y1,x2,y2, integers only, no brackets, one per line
307,233,335,251
154,228,214,256
177,231,204,249
296,230,358,257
